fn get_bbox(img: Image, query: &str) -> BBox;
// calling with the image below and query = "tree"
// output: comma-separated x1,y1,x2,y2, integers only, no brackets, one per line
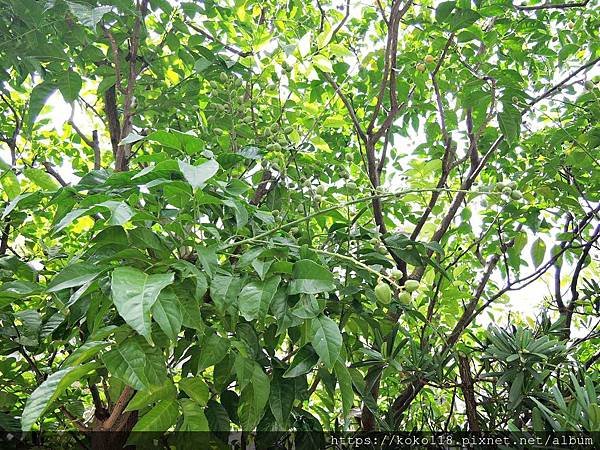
0,0,599,447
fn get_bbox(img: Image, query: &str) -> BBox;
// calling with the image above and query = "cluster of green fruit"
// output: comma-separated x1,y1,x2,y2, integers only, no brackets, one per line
374,272,420,306
416,54,435,72
264,123,294,152
210,73,250,136
496,181,523,200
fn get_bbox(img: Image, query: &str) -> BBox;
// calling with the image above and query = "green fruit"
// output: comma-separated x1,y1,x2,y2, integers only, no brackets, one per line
374,282,392,305
416,63,426,72
377,246,387,255
502,186,512,195
398,291,411,304
316,185,326,194
508,181,517,189
347,182,357,190
314,194,322,202
510,190,523,200
390,269,403,280
404,280,420,293
219,73,228,82
234,78,243,87
272,209,280,217
585,80,595,90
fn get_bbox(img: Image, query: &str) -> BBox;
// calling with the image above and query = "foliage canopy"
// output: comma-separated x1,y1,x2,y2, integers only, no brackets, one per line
0,0,599,446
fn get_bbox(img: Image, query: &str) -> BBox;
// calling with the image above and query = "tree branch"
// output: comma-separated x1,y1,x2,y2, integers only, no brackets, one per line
187,21,252,57
101,386,134,430
515,0,589,10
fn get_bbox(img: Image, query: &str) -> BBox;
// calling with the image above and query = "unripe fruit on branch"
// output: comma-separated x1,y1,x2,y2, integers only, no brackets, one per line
502,186,512,195
510,190,523,200
390,269,403,280
346,181,357,190
424,55,435,64
404,280,420,292
398,291,412,304
585,80,595,90
219,73,228,82
375,281,392,305
316,184,326,194
272,209,280,217
416,63,426,72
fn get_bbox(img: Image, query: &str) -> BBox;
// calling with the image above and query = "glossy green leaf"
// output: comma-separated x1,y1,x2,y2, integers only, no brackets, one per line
21,362,99,431
311,315,342,370
239,275,281,321
111,267,174,344
289,260,334,295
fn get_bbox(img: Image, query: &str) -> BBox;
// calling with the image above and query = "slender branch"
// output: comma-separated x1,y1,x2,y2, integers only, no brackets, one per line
458,355,480,431
322,72,367,143
330,0,351,40
42,161,68,186
515,0,589,10
60,406,88,432
187,21,252,57
529,56,600,106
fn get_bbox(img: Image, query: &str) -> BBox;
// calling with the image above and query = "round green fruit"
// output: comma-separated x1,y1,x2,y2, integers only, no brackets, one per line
502,186,512,195
347,181,357,190
416,63,426,72
510,190,523,200
272,209,280,217
219,73,228,82
424,54,435,64
375,282,392,305
398,291,412,304
390,269,403,280
404,280,420,293
316,184,326,194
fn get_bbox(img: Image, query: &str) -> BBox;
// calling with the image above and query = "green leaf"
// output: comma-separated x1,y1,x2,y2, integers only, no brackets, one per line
236,357,270,430
102,336,168,390
56,70,82,102
498,104,522,144
178,159,219,190
283,344,319,378
23,168,58,191
21,362,99,431
131,398,179,432
179,377,210,406
1,170,20,200
509,372,524,408
239,276,281,321
289,260,334,295
47,262,102,292
448,8,480,31
435,1,455,22
311,315,342,370
334,360,353,419
210,274,242,315
531,237,546,268
111,267,174,345
179,398,209,431
61,341,108,367
151,288,183,342
198,332,230,371
269,372,295,429
313,54,333,73
66,2,112,28
27,80,56,127
126,380,177,412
